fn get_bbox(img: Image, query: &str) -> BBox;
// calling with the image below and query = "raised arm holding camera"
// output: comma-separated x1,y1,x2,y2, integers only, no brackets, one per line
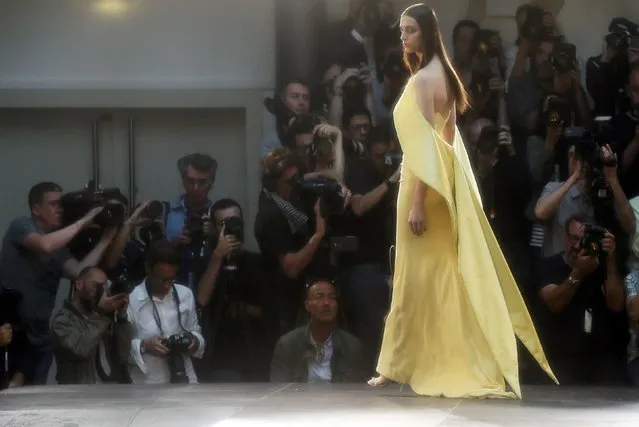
196,199,271,382
536,215,627,385
255,148,333,334
328,64,377,128
535,137,635,257
50,266,132,385
160,154,219,292
586,18,639,116
0,182,117,385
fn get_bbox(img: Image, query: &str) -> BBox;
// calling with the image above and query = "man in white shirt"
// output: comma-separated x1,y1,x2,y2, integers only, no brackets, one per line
127,240,205,384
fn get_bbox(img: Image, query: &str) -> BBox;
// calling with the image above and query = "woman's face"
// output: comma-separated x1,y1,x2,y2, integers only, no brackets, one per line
400,15,421,54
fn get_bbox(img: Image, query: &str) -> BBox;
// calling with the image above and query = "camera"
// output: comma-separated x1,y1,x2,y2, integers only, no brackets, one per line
570,129,617,203
550,42,577,73
109,277,137,296
520,6,552,42
606,18,639,52
132,200,165,246
475,125,501,156
473,29,500,59
342,74,367,105
286,113,336,159
220,216,244,271
579,223,608,256
343,137,367,159
384,150,403,172
264,94,297,124
542,95,573,127
292,174,344,218
61,183,127,229
221,216,244,243
161,332,194,384
185,214,205,235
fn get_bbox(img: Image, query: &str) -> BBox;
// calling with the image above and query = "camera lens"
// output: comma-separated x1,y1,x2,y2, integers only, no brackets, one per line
145,200,164,219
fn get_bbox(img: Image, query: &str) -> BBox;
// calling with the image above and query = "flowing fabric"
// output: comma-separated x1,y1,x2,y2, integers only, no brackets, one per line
376,77,557,399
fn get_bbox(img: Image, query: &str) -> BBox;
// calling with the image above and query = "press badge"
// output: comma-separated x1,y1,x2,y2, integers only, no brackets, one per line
584,310,592,334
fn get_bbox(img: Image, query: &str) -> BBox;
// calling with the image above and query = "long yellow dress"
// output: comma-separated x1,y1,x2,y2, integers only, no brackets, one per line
376,77,557,399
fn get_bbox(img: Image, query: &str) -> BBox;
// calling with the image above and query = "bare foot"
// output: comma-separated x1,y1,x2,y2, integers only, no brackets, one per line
367,375,391,387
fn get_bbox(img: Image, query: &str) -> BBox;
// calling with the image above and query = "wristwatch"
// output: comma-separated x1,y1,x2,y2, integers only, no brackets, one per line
567,274,580,287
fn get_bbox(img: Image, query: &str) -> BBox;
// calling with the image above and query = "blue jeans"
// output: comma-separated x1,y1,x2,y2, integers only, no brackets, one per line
28,341,53,385
342,263,390,374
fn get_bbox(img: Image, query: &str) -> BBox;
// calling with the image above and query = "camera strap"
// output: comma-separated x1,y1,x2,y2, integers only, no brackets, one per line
145,283,186,336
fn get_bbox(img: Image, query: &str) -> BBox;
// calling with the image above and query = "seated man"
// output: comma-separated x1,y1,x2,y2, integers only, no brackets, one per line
50,267,131,384
536,214,628,385
270,279,366,383
127,240,205,384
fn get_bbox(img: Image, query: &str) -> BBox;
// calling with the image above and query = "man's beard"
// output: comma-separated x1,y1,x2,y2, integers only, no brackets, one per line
80,296,97,313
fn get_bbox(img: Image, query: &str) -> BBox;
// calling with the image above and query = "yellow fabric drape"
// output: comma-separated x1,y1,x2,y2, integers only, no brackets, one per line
376,77,557,399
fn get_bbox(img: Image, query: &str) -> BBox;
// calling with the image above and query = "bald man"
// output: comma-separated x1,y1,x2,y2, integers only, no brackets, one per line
50,267,132,384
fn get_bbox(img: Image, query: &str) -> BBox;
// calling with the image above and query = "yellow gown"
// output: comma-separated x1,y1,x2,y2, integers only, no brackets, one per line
376,77,557,399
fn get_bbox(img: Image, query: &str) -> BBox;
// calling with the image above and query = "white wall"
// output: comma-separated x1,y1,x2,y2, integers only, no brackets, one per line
326,0,639,62
0,0,276,90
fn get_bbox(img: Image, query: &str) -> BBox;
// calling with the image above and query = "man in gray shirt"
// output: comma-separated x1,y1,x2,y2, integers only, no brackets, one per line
536,145,635,256
0,182,115,385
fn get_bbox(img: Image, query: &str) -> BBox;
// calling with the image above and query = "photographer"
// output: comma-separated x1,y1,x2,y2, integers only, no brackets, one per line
319,0,388,120
50,267,131,384
336,125,398,372
507,32,556,135
610,63,639,199
535,141,635,257
102,200,155,284
283,114,346,184
536,215,627,385
327,65,377,128
586,18,639,117
463,29,506,125
470,121,532,280
163,153,218,292
255,148,332,334
261,80,311,157
0,182,116,385
379,45,410,110
550,42,595,131
196,199,271,382
452,20,480,88
127,240,204,384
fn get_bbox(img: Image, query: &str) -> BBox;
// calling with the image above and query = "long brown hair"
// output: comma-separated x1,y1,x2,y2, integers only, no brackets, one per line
402,4,470,113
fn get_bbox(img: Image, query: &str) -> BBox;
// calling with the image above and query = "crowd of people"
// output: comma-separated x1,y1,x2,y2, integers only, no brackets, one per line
1,0,639,390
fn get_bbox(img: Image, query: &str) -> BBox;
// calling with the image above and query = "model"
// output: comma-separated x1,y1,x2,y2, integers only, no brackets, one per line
367,3,557,398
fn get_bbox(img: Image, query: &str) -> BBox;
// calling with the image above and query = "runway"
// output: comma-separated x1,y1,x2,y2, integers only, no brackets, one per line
1,383,638,426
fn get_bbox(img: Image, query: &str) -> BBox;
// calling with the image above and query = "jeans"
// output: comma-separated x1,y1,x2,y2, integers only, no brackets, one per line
342,263,390,374
28,341,53,385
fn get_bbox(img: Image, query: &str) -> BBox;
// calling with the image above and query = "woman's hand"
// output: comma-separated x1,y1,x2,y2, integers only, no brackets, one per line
408,203,425,237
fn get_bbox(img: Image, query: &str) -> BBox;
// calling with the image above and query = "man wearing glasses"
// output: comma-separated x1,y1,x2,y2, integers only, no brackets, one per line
164,153,218,292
